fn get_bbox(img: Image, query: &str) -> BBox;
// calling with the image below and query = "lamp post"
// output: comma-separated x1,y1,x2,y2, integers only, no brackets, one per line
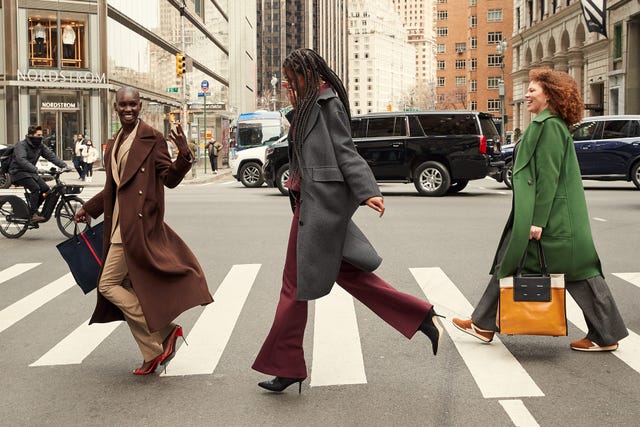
496,39,508,146
270,74,278,111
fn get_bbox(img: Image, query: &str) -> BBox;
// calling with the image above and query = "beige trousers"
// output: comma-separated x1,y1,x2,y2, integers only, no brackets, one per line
98,243,173,361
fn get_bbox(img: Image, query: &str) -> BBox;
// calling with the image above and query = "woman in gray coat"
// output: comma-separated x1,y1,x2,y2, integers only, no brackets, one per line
252,49,443,393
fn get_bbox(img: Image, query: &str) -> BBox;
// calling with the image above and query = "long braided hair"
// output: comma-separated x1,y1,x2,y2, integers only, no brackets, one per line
283,48,350,179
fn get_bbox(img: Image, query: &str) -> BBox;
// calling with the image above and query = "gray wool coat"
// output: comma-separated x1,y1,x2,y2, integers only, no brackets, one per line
291,88,382,301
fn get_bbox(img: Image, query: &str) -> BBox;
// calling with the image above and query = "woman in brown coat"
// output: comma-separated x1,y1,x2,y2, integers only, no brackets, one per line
74,87,213,375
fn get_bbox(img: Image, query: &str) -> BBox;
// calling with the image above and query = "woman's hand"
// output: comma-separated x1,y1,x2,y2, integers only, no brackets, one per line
365,196,385,217
529,225,543,240
74,206,88,223
169,124,191,159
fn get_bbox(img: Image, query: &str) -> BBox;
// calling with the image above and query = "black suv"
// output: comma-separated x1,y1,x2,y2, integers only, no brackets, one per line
265,111,501,196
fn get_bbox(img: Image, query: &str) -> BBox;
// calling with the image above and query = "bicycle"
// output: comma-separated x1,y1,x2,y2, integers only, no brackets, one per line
0,169,90,239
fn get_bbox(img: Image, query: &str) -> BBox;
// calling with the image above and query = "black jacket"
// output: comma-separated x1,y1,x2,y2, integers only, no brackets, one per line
9,138,66,181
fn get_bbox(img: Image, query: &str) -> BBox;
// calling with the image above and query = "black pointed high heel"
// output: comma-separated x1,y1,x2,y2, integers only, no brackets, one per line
419,307,445,356
258,376,305,394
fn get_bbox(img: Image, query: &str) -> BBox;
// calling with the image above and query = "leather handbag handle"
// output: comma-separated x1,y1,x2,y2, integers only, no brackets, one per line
516,240,548,277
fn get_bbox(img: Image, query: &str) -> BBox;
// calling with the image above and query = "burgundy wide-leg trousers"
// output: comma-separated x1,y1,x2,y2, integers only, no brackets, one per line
252,205,432,379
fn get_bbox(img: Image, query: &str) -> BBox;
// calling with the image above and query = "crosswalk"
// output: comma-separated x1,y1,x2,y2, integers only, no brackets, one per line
2,261,639,425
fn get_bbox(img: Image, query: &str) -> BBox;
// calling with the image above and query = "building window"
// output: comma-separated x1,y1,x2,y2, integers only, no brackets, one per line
28,11,89,69
437,44,446,53
488,77,500,88
470,0,477,5
470,37,477,49
488,54,502,67
437,10,448,20
470,80,477,92
437,0,447,3
437,60,446,70
437,27,448,37
488,9,503,22
455,42,466,53
470,15,477,28
613,22,623,62
437,77,445,87
470,101,477,110
456,76,466,86
487,32,503,44
455,59,466,69
487,99,501,111
470,58,477,70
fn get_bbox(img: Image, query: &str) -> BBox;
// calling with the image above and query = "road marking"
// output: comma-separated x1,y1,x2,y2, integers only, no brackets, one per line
613,272,640,290
410,267,544,398
0,263,40,285
310,286,367,387
499,400,540,427
592,217,607,222
566,292,640,374
162,264,260,376
30,320,121,366
0,273,75,334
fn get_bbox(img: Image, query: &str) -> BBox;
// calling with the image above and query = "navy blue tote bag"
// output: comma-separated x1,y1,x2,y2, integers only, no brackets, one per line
56,222,104,294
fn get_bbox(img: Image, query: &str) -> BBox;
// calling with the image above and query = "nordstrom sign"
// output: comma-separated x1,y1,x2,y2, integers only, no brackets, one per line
18,69,107,84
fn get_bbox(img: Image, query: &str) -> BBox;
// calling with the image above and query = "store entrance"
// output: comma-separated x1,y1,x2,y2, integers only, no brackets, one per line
41,110,79,161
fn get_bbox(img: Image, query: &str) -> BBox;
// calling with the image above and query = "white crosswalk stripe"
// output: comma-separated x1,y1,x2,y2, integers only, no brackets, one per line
0,273,75,334
161,264,261,377
410,267,545,399
310,286,367,387
30,319,121,366
613,272,640,289
0,263,40,285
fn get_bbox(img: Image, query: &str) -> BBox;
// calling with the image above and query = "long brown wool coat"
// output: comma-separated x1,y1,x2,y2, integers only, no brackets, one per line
83,120,213,332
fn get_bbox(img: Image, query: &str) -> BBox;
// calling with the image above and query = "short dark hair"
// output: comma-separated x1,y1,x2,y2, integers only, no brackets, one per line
27,125,42,136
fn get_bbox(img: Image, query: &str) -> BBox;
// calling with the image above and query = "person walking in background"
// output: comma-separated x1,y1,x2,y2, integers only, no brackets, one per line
452,68,627,352
73,86,213,375
81,139,99,183
252,49,443,394
9,125,68,223
207,138,222,173
73,133,86,180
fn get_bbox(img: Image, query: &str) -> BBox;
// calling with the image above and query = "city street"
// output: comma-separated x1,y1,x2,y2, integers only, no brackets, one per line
1,176,639,426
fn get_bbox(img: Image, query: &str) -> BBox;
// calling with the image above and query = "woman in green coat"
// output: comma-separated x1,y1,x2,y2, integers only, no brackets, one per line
452,68,627,351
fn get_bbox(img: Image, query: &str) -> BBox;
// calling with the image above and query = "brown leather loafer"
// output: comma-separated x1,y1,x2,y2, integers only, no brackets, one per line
570,337,618,352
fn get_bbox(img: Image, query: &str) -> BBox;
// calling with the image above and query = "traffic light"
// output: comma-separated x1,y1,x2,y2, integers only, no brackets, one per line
175,53,186,77
386,104,392,112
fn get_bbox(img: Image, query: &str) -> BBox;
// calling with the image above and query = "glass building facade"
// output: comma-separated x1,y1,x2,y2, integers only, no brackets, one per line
1,0,230,162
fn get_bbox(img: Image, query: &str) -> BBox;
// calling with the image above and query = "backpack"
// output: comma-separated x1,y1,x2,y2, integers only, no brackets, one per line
0,146,14,174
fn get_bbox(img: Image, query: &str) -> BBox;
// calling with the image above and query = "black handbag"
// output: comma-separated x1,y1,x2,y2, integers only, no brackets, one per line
56,222,104,294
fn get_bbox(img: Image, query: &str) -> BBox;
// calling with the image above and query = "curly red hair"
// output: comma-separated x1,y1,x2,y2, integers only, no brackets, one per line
529,68,583,126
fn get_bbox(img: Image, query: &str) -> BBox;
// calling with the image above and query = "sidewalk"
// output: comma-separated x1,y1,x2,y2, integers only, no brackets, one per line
64,162,232,188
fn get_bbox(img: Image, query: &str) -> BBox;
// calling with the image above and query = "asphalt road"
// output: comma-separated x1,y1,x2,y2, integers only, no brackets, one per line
1,176,639,426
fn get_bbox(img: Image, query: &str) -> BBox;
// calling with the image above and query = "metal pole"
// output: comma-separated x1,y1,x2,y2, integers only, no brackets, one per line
180,0,187,128
203,93,207,174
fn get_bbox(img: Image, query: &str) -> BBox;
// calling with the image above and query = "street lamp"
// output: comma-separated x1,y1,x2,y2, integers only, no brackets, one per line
270,74,278,111
496,39,508,146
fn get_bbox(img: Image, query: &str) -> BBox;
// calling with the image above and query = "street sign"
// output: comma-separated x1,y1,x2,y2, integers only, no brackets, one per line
197,92,211,97
166,87,179,93
201,80,209,92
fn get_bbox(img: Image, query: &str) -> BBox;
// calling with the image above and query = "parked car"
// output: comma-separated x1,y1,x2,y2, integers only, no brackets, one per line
265,111,502,196
264,137,290,195
230,135,287,188
498,115,640,189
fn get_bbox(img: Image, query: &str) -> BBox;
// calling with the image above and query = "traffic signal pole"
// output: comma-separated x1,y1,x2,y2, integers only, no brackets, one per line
179,0,187,128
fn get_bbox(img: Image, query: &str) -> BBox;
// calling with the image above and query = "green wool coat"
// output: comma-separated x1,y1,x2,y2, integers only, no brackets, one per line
492,109,602,281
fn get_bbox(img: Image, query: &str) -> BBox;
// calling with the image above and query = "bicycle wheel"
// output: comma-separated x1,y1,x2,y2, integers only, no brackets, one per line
0,196,29,238
55,195,89,238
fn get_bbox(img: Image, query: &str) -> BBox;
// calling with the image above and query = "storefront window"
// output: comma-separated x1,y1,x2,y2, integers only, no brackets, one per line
28,11,89,69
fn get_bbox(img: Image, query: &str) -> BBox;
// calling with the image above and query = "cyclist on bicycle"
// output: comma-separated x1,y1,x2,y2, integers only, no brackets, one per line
9,125,68,223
